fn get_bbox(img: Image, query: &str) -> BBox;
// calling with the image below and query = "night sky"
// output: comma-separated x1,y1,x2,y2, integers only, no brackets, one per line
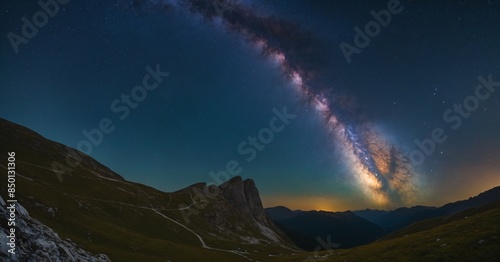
1,0,499,211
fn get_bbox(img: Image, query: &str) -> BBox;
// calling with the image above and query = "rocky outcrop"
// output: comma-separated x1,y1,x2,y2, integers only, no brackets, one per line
218,176,271,226
243,179,268,225
181,176,296,247
220,176,248,210
0,196,109,262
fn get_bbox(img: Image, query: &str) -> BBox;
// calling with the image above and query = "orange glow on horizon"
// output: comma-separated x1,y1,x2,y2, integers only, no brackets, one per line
262,168,500,212
423,167,500,207
261,195,374,212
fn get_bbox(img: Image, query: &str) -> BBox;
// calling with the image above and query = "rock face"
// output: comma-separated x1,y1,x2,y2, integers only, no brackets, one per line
244,179,267,224
0,196,109,262
223,176,280,234
179,176,296,247
221,176,268,226
220,176,248,210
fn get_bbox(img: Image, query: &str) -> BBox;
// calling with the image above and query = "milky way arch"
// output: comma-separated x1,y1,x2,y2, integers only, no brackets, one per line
137,0,418,206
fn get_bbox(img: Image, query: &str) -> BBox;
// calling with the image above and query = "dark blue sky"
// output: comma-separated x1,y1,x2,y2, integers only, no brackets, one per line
1,0,499,211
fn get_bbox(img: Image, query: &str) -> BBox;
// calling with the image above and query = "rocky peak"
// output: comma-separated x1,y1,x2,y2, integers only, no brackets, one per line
220,176,246,207
243,179,268,225
176,176,294,245
218,176,290,241
218,176,266,224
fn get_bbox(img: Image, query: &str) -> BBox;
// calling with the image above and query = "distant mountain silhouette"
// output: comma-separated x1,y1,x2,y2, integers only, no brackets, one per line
265,206,299,220
266,207,384,250
354,186,500,232
266,186,500,251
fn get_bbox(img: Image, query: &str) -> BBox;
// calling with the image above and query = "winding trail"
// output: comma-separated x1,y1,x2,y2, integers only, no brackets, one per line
151,209,255,261
61,192,256,261
9,165,265,261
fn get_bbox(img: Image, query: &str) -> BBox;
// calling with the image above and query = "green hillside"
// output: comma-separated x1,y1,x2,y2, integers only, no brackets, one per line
0,118,297,261
2,117,499,262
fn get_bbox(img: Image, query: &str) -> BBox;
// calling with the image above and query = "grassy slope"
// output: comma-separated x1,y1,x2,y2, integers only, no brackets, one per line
10,156,249,261
2,119,500,262
0,119,294,261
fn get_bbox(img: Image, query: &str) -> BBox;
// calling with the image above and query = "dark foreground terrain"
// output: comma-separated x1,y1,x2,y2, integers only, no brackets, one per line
1,117,499,261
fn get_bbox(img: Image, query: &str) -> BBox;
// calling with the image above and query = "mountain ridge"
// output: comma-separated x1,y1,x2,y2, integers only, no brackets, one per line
2,117,500,261
353,186,500,231
0,117,298,261
266,207,384,250
265,185,500,252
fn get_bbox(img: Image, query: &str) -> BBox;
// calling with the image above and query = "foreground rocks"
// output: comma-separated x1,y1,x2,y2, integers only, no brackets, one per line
0,196,109,262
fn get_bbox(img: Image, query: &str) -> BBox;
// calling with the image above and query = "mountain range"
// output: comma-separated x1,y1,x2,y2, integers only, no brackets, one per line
354,186,500,232
266,207,384,250
1,117,499,261
266,186,500,252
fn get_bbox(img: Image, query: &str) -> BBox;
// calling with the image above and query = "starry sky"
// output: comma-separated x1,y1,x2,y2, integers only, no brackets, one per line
1,0,499,211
